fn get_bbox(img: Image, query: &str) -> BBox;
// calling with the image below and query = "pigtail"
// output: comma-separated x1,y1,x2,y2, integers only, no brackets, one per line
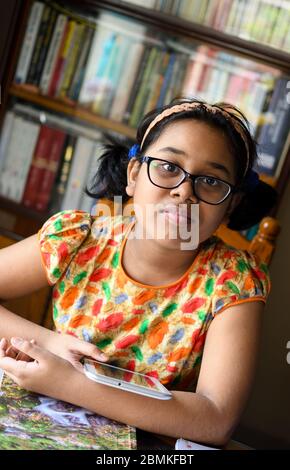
227,180,277,231
85,134,131,202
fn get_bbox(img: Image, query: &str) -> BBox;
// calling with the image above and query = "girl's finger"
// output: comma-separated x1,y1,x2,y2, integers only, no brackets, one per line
6,339,36,362
0,338,8,357
10,337,45,362
5,345,19,359
71,360,84,373
82,341,108,362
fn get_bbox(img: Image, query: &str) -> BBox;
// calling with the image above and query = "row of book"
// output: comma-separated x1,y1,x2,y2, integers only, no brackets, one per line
0,104,112,214
126,0,290,53
15,5,285,131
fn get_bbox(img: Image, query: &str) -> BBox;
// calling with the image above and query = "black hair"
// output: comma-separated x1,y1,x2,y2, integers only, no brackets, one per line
85,134,131,202
85,97,277,231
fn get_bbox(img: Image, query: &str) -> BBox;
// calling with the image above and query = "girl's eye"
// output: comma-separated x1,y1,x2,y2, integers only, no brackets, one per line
162,163,179,174
202,176,219,186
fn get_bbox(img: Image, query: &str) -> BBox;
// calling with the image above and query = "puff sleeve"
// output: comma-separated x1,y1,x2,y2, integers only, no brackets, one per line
212,249,271,316
38,210,92,286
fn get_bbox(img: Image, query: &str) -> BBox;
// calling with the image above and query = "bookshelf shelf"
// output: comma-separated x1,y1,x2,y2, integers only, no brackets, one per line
89,0,290,73
9,84,136,140
0,194,48,224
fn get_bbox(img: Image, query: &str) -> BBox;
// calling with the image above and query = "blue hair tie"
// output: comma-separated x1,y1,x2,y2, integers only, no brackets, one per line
244,170,259,192
128,144,140,160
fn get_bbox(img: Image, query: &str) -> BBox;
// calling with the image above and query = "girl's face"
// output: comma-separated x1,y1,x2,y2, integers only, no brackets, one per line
126,119,239,250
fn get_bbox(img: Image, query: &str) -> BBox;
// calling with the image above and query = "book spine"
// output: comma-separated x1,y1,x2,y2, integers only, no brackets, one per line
26,4,51,85
33,7,58,86
129,46,159,127
123,46,151,124
0,111,15,173
78,21,112,105
54,20,78,97
49,134,76,214
14,2,44,84
39,14,68,95
274,128,290,178
60,136,96,211
157,52,175,108
78,140,104,213
35,128,67,211
67,25,94,101
90,32,118,113
144,49,169,115
99,35,132,117
4,119,39,202
256,77,290,175
58,23,86,98
47,20,70,97
108,42,145,122
22,125,55,208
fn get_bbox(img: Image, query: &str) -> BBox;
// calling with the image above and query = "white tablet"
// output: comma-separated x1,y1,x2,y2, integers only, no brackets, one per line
83,359,172,400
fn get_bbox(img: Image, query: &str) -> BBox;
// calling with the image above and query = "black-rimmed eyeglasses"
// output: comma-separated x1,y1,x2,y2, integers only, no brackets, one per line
139,156,236,205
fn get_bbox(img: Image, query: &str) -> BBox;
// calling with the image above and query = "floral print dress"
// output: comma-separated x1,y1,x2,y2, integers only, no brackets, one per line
38,210,270,392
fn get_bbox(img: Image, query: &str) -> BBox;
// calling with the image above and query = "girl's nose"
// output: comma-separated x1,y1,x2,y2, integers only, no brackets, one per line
169,179,199,204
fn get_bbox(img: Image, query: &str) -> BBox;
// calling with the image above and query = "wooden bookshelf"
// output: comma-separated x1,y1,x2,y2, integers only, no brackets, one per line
0,0,289,232
87,0,290,73
9,83,136,140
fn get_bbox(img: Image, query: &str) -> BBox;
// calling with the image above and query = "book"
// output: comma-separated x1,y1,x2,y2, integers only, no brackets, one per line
0,116,40,202
48,134,76,214
26,4,52,85
78,140,105,213
0,374,136,450
109,41,145,122
58,22,86,99
79,11,145,109
35,127,67,211
47,19,72,97
22,125,55,208
175,437,219,450
0,111,15,173
123,45,152,124
33,7,58,87
60,135,100,211
54,19,78,97
68,24,95,101
256,76,290,175
14,1,44,84
39,13,68,95
129,46,159,127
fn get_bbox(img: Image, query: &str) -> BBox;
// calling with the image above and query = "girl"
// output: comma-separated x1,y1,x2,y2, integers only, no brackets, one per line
0,98,276,446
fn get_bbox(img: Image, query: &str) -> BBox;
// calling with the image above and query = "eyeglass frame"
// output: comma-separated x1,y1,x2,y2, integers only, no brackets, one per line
138,156,237,205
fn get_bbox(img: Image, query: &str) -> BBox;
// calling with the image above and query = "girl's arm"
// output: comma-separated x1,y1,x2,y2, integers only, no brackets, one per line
0,234,55,344
0,235,107,366
0,301,264,446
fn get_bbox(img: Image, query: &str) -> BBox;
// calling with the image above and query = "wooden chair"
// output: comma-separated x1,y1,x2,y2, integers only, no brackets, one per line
216,217,280,265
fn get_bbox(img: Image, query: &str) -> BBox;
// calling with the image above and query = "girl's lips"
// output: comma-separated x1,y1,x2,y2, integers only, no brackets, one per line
162,210,191,225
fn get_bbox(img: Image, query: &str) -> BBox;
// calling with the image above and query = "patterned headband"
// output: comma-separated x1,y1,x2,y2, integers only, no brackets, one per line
140,102,250,177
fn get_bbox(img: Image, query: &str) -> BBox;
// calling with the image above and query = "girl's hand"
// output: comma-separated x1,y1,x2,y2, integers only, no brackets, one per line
0,337,77,396
46,333,108,372
0,337,35,362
